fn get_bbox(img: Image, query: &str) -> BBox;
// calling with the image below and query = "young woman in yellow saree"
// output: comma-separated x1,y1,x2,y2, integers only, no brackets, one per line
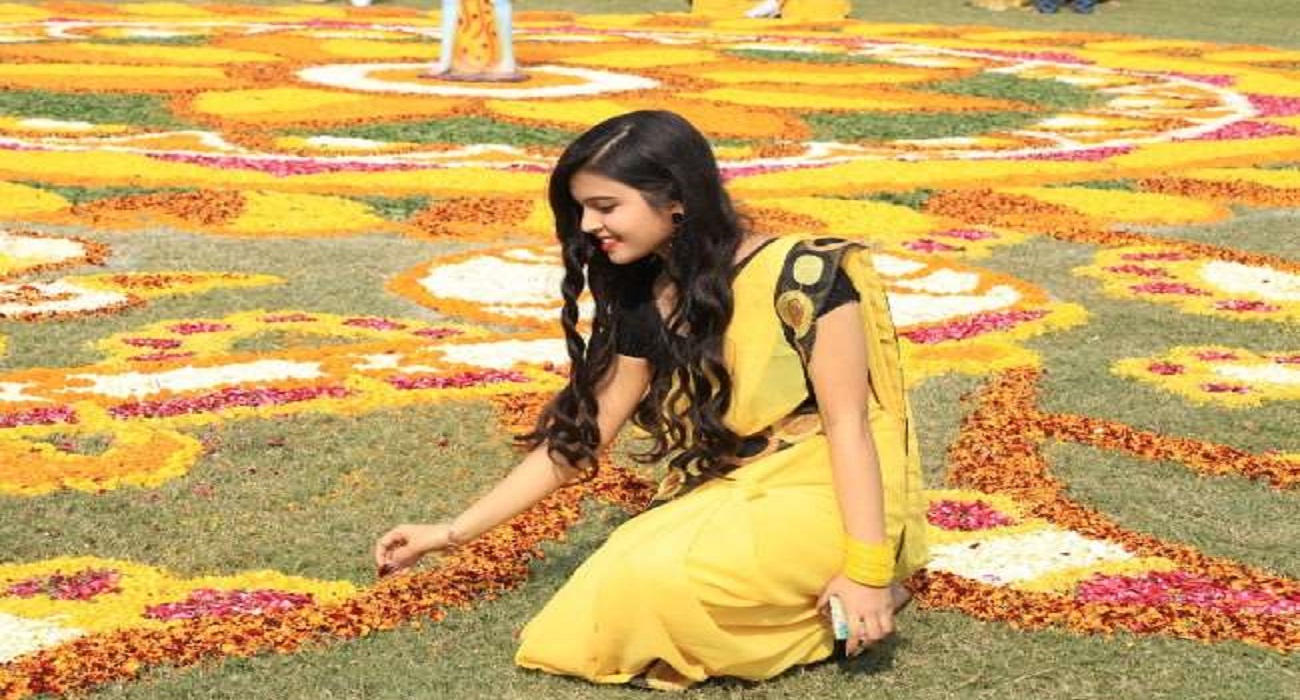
375,110,928,690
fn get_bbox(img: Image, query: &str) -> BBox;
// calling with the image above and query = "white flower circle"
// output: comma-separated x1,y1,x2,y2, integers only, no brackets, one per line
0,280,130,318
295,63,659,99
0,612,84,663
1199,260,1300,302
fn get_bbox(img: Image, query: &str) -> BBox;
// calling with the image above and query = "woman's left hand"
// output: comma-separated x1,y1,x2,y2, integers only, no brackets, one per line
816,573,895,657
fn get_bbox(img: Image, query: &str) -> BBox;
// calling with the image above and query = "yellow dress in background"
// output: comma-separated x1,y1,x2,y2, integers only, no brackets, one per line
515,236,928,688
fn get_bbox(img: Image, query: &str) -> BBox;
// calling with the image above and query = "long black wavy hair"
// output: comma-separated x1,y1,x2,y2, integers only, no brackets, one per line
518,110,748,482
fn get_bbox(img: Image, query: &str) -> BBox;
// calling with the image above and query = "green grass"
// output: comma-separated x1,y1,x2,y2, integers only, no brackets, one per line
19,183,195,206
31,432,115,457
865,188,937,209
0,404,514,583
1051,441,1300,579
350,195,435,222
724,48,887,64
807,110,1039,142
807,73,1098,142
845,0,1300,51
228,329,377,354
1051,179,1138,191
0,91,193,129
926,73,1099,112
301,116,577,148
88,35,213,46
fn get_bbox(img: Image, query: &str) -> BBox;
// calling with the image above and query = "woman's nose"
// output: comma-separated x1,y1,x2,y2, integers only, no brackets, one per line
580,208,602,235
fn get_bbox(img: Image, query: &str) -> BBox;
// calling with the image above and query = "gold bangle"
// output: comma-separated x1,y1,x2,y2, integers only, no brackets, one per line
842,536,893,587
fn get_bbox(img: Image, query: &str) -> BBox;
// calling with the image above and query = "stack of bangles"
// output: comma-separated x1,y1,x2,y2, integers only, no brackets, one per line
842,536,894,587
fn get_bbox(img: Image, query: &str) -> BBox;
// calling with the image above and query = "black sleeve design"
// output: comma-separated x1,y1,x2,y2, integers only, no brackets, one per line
773,237,862,367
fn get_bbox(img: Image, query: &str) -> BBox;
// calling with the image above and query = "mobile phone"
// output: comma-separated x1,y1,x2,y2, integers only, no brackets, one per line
828,595,850,641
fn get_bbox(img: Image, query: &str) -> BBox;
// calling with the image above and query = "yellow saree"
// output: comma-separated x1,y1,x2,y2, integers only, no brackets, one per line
515,235,928,688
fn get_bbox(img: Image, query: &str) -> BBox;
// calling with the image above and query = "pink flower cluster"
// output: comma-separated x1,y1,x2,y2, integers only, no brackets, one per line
974,48,1092,65
144,588,314,621
412,327,463,340
388,369,529,391
1181,120,1296,142
1201,383,1250,394
1012,145,1134,162
903,238,961,253
0,405,78,429
148,153,428,178
933,229,997,241
1215,299,1281,313
303,18,370,29
1194,350,1239,361
900,310,1049,345
109,385,350,419
1245,93,1300,118
1103,264,1171,278
1077,571,1300,615
1155,71,1235,87
1147,362,1185,375
167,322,233,335
1273,355,1300,365
342,317,407,331
721,161,835,181
927,499,1016,531
121,338,184,349
1129,281,1210,296
1120,251,1191,262
6,569,121,601
128,351,197,363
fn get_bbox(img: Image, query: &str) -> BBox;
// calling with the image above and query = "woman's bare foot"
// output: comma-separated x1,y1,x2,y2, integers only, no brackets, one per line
422,62,451,79
891,582,914,612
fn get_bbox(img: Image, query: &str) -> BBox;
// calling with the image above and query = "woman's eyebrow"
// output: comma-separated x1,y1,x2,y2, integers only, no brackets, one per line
580,195,618,205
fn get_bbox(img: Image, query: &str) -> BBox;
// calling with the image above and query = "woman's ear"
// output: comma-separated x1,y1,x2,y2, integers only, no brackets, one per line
669,202,685,225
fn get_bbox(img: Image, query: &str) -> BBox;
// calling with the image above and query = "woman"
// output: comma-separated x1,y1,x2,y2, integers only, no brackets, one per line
375,110,928,690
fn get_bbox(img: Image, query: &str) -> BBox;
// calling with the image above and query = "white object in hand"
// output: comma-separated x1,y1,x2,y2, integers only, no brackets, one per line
744,0,781,18
829,595,850,641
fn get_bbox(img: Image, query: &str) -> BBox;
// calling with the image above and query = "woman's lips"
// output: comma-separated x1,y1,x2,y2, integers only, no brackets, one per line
600,239,620,252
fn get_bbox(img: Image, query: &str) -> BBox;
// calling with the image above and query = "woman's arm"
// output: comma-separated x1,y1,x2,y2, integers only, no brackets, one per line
808,302,886,547
807,300,898,655
447,354,654,542
374,354,652,573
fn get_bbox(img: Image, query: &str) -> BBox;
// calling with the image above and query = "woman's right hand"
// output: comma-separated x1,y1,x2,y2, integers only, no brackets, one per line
373,522,457,577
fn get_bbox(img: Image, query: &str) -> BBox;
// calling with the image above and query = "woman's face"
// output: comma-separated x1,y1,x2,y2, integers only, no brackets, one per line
569,169,683,265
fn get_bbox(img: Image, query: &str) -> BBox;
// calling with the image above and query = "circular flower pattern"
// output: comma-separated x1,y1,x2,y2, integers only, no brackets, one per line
1076,245,1300,323
1114,345,1300,408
